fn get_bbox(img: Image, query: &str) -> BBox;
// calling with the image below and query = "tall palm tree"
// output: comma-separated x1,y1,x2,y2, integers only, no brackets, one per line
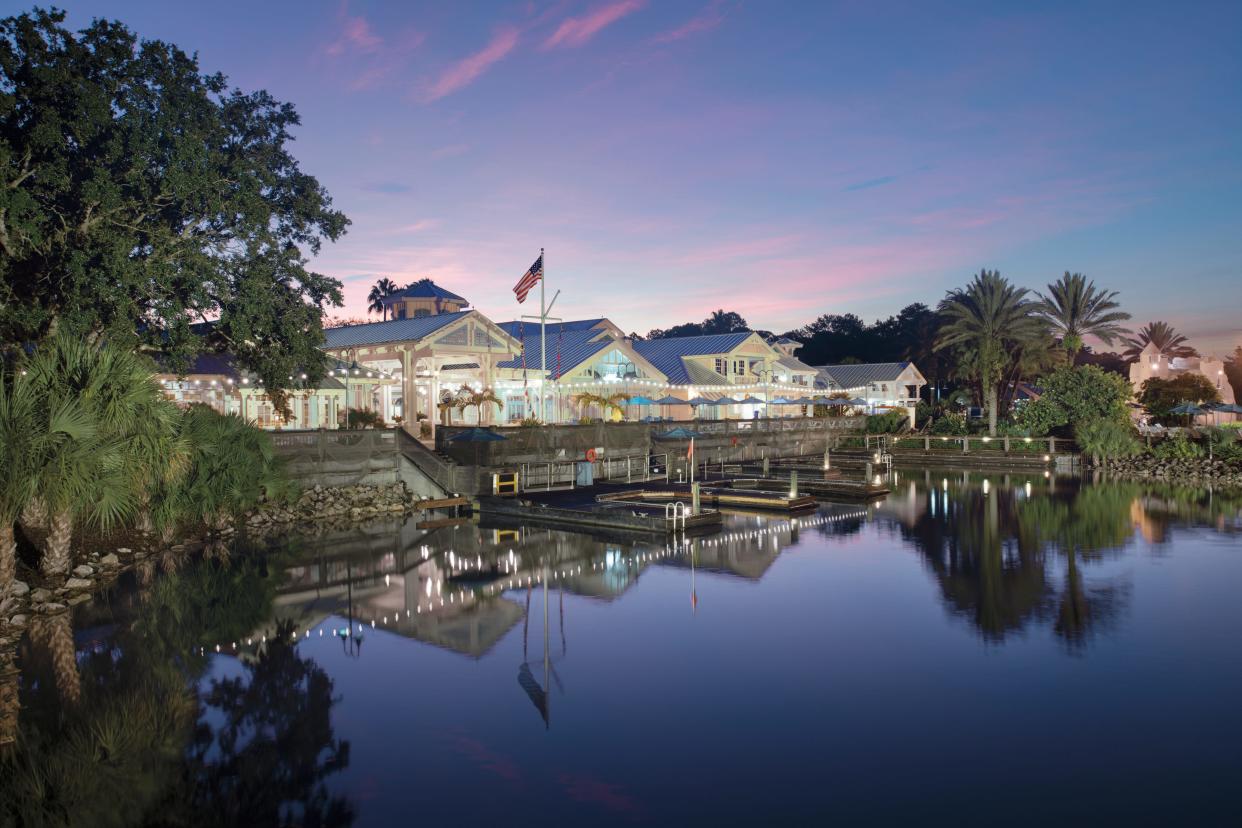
1122,321,1198,361
936,270,1048,435
367,277,399,320
1035,272,1131,363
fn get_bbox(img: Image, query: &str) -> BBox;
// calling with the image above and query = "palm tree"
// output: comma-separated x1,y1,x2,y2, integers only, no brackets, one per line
1122,321,1198,362
936,270,1048,435
1035,272,1131,363
367,277,399,320
571,392,629,420
455,387,503,425
19,336,180,577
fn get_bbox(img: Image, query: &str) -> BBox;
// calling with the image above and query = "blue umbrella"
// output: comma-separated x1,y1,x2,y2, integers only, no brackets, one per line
655,426,705,439
654,395,686,405
738,396,766,405
848,397,868,406
448,427,508,442
713,396,740,405
769,397,791,404
1168,402,1205,415
448,426,507,464
822,398,850,407
628,395,657,405
687,396,718,405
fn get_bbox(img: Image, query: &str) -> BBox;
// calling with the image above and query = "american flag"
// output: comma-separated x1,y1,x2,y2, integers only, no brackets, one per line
513,254,543,304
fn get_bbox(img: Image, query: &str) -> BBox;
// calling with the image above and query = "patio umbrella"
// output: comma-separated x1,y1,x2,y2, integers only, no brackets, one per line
628,395,657,405
654,395,686,405
1169,401,1207,427
713,396,740,405
448,426,508,465
738,396,766,405
791,397,815,405
822,398,850,407
655,426,705,439
848,397,868,406
769,397,791,404
687,396,718,405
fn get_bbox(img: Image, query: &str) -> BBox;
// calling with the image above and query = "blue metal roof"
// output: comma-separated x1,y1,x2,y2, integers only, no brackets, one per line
383,278,468,304
632,332,755,385
322,311,469,348
496,327,612,376
496,318,606,338
816,362,911,389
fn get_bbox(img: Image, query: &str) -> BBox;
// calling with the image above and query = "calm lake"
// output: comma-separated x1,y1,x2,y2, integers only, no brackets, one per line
3,470,1241,826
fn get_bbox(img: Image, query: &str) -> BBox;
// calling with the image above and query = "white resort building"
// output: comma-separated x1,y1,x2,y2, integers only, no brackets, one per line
160,279,926,433
1127,342,1235,405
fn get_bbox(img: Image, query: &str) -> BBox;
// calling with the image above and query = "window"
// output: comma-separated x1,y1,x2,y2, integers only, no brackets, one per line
733,359,746,375
714,358,726,375
395,305,407,320
413,308,430,318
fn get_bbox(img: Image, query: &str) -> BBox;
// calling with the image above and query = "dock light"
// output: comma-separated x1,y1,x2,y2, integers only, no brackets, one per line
1044,470,1051,478
982,436,991,443
1043,455,1051,462
1024,437,1031,443
300,373,307,380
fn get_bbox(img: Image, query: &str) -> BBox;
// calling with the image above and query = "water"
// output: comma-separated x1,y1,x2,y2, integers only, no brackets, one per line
3,471,1241,826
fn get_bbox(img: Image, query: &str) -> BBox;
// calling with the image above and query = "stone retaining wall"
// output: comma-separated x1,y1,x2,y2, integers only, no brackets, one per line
1090,456,1242,487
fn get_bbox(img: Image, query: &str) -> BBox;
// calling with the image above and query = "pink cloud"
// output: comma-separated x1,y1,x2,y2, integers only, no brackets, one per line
325,11,382,57
422,28,520,102
543,1,644,49
652,1,725,43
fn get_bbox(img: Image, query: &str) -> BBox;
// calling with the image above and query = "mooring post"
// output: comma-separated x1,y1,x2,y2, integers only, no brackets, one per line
924,436,930,451
789,470,798,498
691,482,701,515
1049,436,1057,454
763,456,770,477
823,448,830,470
865,461,873,483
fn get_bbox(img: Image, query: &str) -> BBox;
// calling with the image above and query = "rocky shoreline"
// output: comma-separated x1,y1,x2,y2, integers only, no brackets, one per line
1088,456,1242,488
1,481,435,646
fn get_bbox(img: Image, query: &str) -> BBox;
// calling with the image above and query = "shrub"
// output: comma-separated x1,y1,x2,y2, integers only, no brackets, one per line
1150,432,1203,460
419,421,431,438
1012,398,1067,436
865,410,908,434
930,412,969,436
1075,418,1140,467
345,408,383,429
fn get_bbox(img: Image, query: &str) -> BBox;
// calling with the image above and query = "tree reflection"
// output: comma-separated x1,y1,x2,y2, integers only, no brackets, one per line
902,483,1052,641
0,545,354,827
183,620,353,827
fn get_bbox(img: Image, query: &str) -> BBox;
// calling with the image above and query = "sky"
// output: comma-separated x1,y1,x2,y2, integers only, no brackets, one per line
28,0,1242,354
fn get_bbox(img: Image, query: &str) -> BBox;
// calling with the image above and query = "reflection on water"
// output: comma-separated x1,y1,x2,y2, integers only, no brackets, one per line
2,471,1241,825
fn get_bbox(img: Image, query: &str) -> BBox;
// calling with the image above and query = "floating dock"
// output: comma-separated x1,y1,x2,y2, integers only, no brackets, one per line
476,495,723,536
597,485,819,513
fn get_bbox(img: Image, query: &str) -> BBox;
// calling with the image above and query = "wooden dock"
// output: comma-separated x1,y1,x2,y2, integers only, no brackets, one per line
598,486,819,513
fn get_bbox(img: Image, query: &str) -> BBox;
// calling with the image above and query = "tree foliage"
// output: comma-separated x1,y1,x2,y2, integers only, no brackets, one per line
646,309,750,339
1034,272,1130,360
1138,374,1221,424
1028,364,1133,435
1122,321,1197,361
935,270,1049,435
0,9,348,405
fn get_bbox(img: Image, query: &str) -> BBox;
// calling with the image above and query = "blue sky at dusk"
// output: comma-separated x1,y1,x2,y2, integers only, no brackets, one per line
34,0,1242,353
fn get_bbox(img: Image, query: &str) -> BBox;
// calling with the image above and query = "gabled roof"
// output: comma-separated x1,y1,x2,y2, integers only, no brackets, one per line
816,362,914,389
496,318,607,338
496,327,612,376
323,310,470,348
383,278,468,305
777,355,818,374
632,332,759,385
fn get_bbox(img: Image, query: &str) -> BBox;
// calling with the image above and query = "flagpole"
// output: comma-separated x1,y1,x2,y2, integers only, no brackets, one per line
540,247,546,422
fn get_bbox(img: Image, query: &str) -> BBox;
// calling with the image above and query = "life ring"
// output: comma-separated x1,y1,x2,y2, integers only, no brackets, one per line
585,448,597,462
730,436,739,447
